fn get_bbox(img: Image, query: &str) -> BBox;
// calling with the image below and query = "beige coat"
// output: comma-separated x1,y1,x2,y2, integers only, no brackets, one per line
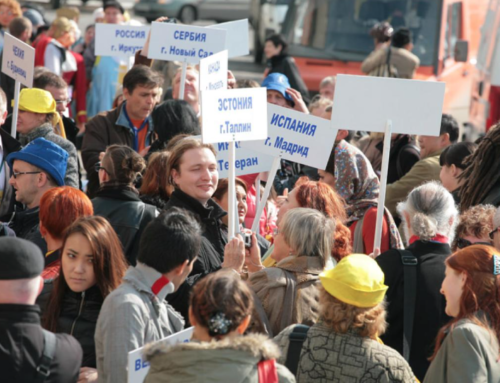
248,255,323,336
385,148,444,218
143,333,296,383
361,47,420,79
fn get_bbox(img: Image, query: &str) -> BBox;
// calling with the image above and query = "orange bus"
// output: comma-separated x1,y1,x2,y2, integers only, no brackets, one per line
281,0,488,125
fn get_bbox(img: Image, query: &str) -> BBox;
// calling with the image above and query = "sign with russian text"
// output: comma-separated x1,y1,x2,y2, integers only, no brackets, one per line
215,141,274,178
331,75,445,135
95,24,150,57
242,104,337,169
208,19,249,58
148,22,226,64
200,50,228,92
201,87,267,144
128,327,194,383
2,33,34,87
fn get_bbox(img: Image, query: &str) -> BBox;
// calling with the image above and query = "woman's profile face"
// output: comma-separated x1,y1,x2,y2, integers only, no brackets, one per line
217,184,248,224
264,41,282,59
277,188,300,226
317,169,336,190
440,265,465,317
61,233,97,293
271,226,293,263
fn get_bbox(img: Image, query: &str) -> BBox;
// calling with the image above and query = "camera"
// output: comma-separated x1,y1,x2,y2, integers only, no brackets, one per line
242,232,252,249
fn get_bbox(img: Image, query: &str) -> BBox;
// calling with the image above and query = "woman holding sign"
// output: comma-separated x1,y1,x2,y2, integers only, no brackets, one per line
318,140,403,254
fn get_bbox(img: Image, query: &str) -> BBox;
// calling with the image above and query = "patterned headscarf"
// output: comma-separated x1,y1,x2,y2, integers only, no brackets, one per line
334,140,403,250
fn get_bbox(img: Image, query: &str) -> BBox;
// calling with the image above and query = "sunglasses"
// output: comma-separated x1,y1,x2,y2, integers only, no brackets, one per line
490,229,499,240
94,162,108,174
456,238,492,249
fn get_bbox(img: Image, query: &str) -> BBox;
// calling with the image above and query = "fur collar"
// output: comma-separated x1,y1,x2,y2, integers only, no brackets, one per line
19,123,54,146
145,333,280,361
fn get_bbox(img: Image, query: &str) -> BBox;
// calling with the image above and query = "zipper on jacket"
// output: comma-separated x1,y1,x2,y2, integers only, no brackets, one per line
70,291,86,336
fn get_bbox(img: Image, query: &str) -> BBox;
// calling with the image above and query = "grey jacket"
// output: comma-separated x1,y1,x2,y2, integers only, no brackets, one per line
19,123,79,188
424,316,500,383
144,333,296,383
274,322,416,383
95,263,185,383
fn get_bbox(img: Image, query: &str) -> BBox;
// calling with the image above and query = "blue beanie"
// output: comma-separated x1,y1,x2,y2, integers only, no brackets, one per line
261,73,293,101
7,138,68,186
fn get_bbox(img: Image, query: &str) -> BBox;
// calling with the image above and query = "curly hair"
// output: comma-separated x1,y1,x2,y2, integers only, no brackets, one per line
452,205,495,251
319,286,387,338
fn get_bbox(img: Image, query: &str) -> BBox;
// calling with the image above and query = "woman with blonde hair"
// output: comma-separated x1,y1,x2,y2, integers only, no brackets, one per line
274,254,415,382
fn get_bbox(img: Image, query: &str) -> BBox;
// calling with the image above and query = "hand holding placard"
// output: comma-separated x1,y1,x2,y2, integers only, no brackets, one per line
331,75,445,251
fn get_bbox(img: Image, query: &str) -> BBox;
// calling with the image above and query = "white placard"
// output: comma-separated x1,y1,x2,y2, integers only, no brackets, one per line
2,33,34,87
128,327,194,383
215,141,274,178
331,75,445,136
242,104,337,170
201,87,268,144
199,50,228,92
148,22,226,64
95,24,150,57
208,19,249,58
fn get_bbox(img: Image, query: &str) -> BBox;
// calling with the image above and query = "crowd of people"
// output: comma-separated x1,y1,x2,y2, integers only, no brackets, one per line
1,3,500,383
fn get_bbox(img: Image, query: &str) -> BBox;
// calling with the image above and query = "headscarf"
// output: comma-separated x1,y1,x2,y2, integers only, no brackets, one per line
334,140,403,250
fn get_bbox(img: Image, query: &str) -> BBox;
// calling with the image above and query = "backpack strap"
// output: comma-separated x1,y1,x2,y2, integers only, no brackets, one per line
285,324,310,376
280,269,298,331
257,359,279,383
35,330,57,383
398,249,418,362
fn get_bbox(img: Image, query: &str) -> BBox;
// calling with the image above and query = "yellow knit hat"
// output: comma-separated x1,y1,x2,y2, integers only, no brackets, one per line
320,254,388,308
18,88,57,114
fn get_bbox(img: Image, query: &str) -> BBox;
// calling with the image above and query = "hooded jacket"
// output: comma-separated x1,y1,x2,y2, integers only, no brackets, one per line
19,123,79,188
164,189,227,320
143,333,296,383
95,263,185,383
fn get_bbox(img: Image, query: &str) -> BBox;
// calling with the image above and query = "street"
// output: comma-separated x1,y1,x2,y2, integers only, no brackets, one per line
37,0,266,84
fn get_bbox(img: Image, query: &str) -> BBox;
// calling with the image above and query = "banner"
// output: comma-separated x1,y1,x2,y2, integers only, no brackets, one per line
95,24,150,57
2,33,34,87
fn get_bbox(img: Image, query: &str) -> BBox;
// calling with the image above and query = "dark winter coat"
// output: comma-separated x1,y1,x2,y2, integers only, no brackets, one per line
376,240,452,381
7,205,47,254
56,285,104,368
140,193,169,211
92,185,158,265
164,189,227,320
268,54,310,104
0,128,21,221
0,304,82,382
384,134,420,184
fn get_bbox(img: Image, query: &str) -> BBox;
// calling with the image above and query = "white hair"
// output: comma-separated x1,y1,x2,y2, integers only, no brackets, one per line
397,181,458,244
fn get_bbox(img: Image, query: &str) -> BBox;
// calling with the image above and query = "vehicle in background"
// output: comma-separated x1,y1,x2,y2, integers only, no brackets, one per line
134,0,251,24
281,0,488,127
469,0,500,134
250,0,291,63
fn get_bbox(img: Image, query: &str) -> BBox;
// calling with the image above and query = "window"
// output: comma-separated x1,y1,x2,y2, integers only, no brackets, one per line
444,2,463,60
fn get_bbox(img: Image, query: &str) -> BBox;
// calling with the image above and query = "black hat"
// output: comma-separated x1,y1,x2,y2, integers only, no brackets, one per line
103,1,125,15
0,238,44,280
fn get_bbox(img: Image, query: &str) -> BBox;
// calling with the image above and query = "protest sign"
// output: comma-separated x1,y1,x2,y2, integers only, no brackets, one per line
95,24,150,57
202,87,268,238
242,104,337,231
201,87,267,144
128,327,194,383
208,19,249,58
242,104,337,169
148,22,227,64
199,50,228,92
331,74,445,250
1,33,35,137
215,141,274,178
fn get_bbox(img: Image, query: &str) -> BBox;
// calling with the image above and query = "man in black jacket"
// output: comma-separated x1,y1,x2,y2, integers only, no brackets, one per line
0,237,82,382
376,181,457,381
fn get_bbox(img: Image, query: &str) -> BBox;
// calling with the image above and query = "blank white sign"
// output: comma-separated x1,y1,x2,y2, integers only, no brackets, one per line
331,75,445,136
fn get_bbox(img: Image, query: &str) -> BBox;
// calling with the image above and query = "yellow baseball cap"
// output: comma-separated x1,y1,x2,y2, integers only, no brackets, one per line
18,88,57,114
320,254,388,308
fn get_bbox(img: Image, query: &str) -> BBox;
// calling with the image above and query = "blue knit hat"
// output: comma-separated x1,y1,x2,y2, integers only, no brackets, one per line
7,138,68,186
262,73,293,101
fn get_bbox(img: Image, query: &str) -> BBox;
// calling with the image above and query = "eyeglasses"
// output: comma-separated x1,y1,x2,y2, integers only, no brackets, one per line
490,228,499,240
55,98,72,105
11,171,41,179
456,238,492,249
94,162,108,174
